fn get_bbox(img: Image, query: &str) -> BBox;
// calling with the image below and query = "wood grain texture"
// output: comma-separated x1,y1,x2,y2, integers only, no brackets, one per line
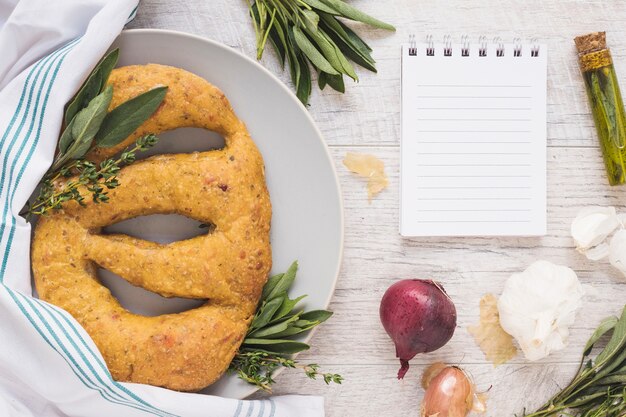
129,1,626,415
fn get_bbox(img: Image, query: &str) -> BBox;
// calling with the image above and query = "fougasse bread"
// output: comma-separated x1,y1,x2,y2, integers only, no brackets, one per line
31,64,272,392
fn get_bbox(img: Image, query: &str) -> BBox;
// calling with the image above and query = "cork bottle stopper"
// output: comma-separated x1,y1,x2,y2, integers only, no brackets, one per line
574,32,607,55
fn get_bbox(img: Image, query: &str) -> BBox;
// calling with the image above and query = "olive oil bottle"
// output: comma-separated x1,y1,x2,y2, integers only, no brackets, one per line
575,32,626,186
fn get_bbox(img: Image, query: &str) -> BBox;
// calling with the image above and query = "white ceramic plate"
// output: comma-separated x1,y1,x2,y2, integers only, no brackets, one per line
100,29,343,398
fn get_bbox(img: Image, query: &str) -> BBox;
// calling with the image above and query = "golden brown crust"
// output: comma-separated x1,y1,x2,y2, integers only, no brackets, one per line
31,64,272,391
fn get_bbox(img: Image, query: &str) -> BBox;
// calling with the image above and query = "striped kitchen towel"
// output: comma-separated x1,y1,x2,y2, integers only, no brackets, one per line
0,1,323,416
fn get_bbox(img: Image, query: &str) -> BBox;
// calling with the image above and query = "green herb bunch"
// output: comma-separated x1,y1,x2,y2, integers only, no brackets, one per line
229,261,342,391
26,49,167,217
523,304,626,417
248,0,395,104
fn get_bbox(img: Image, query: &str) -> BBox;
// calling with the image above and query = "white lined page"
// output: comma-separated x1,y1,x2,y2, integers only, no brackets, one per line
400,42,547,236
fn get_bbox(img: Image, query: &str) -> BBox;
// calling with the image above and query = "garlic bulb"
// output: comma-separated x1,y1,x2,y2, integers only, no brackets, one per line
609,229,626,279
497,261,586,361
571,206,621,260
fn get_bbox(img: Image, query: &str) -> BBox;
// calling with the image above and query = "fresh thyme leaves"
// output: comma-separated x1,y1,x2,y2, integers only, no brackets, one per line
228,261,341,391
523,304,626,417
27,134,159,217
248,0,394,104
230,351,343,392
26,48,168,218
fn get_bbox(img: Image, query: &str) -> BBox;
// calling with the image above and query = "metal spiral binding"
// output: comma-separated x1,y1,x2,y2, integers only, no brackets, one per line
531,38,540,57
443,35,452,56
494,37,504,57
461,35,470,57
426,34,435,56
513,37,522,57
407,35,539,58
478,35,488,57
408,34,417,56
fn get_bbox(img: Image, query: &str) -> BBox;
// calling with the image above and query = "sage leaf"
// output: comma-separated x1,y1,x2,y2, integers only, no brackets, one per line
65,49,119,125
96,86,167,148
324,73,345,93
594,305,626,370
274,294,307,321
320,13,374,54
302,0,339,15
58,117,76,154
296,53,312,104
69,85,113,158
320,14,376,72
267,261,298,300
302,9,320,31
265,326,311,339
261,273,285,301
319,30,357,80
250,296,284,331
319,0,395,31
584,316,618,356
242,338,311,354
247,314,301,338
293,26,339,75
300,310,333,323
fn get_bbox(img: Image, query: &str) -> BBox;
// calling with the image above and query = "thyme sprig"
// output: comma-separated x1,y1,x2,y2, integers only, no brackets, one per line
231,350,343,392
248,0,394,104
523,304,626,417
228,261,342,392
26,134,158,217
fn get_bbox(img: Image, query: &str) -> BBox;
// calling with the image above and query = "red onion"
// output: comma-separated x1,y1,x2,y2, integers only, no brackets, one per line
379,279,457,379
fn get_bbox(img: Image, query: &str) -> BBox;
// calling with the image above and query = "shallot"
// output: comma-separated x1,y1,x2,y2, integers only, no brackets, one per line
379,279,457,378
421,365,476,417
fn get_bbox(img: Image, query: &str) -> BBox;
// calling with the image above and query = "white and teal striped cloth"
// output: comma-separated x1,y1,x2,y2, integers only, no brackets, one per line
0,1,324,416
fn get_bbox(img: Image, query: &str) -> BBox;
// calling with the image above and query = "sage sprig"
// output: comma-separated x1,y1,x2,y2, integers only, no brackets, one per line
28,48,168,217
229,261,342,391
523,304,626,417
248,0,394,104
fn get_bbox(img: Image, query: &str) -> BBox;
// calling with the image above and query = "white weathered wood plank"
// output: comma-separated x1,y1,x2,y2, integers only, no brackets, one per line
129,1,626,415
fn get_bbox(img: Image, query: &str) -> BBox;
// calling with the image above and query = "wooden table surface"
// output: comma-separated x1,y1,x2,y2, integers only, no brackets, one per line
130,1,626,415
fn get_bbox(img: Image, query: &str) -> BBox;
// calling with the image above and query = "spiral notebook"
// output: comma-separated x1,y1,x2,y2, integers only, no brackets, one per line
400,36,547,237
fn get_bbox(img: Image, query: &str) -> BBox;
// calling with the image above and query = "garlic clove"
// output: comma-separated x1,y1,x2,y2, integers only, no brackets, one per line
609,229,626,279
571,206,620,259
583,242,611,261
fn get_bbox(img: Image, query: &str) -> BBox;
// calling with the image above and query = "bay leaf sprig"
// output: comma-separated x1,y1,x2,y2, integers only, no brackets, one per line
523,304,626,417
229,261,342,391
29,48,168,217
248,0,394,104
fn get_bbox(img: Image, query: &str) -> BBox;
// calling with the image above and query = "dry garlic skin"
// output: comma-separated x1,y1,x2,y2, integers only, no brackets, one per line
497,261,585,361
